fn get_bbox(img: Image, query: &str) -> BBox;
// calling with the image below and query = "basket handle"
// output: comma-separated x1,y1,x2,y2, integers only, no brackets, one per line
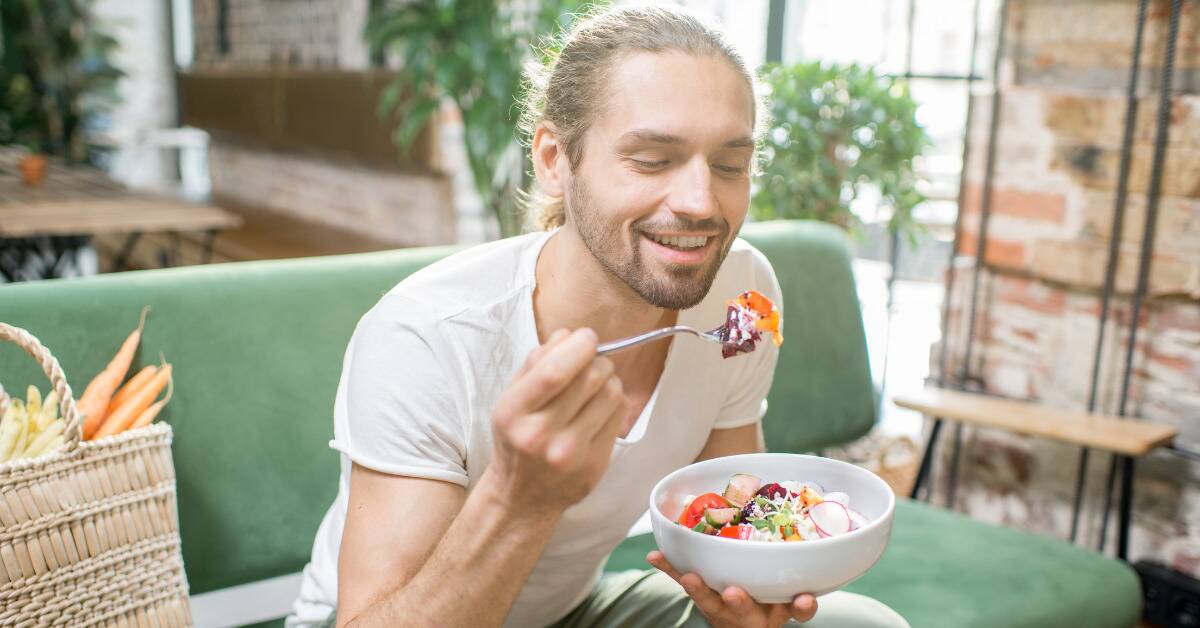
0,323,85,453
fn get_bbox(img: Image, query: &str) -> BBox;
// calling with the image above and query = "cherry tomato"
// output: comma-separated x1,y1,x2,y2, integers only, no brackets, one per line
677,493,730,528
718,524,754,540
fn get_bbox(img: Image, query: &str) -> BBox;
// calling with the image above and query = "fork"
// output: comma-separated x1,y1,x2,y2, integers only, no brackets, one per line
597,325,725,356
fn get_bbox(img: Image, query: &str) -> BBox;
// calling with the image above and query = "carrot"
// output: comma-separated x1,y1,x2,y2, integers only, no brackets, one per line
92,362,171,440
105,365,158,416
79,307,149,439
127,371,173,432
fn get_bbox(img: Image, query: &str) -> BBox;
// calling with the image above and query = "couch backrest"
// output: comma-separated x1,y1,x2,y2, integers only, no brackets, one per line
0,219,873,594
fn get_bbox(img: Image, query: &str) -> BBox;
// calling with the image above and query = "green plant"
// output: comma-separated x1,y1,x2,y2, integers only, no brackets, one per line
366,0,589,237
0,0,122,161
753,62,930,243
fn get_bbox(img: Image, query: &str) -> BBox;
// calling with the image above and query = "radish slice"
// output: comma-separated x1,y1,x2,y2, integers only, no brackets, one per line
822,492,850,505
847,508,869,531
808,501,852,537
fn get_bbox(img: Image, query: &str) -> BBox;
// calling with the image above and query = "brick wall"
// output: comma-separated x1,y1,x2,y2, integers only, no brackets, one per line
191,0,363,68
938,0,1199,574
188,0,456,246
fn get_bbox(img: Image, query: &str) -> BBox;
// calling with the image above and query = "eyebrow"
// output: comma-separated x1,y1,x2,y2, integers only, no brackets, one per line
618,129,755,149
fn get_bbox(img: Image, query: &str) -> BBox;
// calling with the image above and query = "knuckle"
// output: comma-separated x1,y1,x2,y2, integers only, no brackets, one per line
593,356,614,376
548,436,575,466
510,418,547,453
548,449,575,472
491,405,514,430
537,368,565,389
584,365,607,390
605,376,624,397
524,348,543,367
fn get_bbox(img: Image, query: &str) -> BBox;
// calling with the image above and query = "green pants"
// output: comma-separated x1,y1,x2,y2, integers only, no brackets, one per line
550,570,910,628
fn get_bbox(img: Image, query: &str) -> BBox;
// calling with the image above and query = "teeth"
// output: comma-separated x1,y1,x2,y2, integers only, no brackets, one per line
648,234,708,249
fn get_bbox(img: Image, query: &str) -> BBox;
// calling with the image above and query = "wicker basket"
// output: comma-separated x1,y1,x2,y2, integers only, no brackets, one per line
0,323,190,627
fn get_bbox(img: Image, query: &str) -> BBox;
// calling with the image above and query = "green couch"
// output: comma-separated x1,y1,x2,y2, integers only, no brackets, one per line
0,220,1141,627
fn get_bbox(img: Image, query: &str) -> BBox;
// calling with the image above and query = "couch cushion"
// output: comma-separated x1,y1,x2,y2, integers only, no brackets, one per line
604,498,1142,628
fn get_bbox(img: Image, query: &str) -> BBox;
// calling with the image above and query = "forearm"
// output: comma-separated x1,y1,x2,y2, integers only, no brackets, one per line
343,469,560,628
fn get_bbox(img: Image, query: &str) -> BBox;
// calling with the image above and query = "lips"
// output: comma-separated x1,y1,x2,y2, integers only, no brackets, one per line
644,233,710,249
640,231,716,266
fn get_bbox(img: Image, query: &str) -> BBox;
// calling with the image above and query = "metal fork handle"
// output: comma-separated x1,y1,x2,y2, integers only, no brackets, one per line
597,325,718,356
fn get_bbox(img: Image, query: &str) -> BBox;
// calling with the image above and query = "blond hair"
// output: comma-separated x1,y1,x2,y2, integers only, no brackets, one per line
518,5,762,231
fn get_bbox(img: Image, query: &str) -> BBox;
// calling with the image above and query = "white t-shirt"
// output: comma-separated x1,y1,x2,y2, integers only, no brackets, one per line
290,230,782,628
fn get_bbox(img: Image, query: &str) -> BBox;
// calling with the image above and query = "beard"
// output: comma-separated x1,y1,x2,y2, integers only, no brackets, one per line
565,177,733,310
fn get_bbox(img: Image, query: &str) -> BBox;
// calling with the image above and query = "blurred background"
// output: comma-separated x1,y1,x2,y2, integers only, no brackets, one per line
1,0,1197,606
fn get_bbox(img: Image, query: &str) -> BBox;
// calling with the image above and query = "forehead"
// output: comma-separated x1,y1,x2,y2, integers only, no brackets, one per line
590,50,755,146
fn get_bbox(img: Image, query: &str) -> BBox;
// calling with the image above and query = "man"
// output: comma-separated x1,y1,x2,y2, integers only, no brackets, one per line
290,6,907,627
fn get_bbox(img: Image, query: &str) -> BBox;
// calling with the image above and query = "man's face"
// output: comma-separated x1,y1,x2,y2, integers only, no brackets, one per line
564,50,756,310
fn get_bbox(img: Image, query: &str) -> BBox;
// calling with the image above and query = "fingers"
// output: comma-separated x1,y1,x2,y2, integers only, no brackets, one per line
791,594,818,623
591,388,631,446
649,552,816,627
646,552,726,618
721,586,756,612
497,329,598,419
646,551,680,579
545,374,626,465
678,573,727,618
539,354,617,431
518,329,571,377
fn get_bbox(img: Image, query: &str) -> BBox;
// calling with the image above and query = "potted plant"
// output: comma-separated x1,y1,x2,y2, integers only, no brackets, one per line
753,61,931,244
365,0,587,238
17,142,47,186
0,0,122,165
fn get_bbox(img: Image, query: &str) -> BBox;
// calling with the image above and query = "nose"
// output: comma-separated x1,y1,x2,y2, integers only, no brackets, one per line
665,156,718,221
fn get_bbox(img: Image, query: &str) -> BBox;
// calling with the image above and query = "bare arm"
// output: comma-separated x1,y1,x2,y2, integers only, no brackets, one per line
337,329,629,627
337,465,561,627
694,421,764,462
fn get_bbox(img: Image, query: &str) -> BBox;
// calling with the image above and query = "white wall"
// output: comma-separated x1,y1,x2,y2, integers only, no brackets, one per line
93,0,178,190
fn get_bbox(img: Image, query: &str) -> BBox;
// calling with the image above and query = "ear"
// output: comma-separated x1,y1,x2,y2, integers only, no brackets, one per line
531,122,566,199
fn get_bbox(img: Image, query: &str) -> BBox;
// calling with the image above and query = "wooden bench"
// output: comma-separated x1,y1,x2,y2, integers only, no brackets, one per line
895,386,1178,560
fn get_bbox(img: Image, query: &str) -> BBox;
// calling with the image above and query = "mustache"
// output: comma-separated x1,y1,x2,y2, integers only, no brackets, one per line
633,216,730,237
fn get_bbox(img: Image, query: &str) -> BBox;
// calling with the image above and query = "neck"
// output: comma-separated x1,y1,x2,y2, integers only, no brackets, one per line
533,228,678,346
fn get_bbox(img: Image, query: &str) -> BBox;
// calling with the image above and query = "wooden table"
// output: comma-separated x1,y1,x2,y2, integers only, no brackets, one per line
896,386,1178,561
0,147,241,277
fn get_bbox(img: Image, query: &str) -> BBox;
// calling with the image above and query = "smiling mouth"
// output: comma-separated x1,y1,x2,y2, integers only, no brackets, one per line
643,232,712,251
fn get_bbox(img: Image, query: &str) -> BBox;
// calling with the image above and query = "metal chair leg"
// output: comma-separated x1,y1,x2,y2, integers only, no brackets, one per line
911,417,945,501
1117,456,1135,561
202,229,218,264
945,423,965,510
112,232,141,272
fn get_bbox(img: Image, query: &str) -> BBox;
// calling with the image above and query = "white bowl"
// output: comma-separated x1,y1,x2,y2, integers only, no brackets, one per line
649,453,895,603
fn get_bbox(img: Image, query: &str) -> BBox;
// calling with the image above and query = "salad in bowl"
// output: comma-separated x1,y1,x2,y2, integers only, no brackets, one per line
677,474,867,542
650,453,895,602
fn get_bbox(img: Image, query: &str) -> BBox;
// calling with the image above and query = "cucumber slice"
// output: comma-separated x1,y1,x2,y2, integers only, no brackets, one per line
722,473,762,506
704,507,741,527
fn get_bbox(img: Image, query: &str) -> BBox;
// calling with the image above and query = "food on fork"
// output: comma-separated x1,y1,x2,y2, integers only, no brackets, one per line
717,290,783,358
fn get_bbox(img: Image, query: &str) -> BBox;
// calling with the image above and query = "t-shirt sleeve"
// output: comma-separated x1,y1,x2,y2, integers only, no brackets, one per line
713,249,784,430
330,295,469,487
